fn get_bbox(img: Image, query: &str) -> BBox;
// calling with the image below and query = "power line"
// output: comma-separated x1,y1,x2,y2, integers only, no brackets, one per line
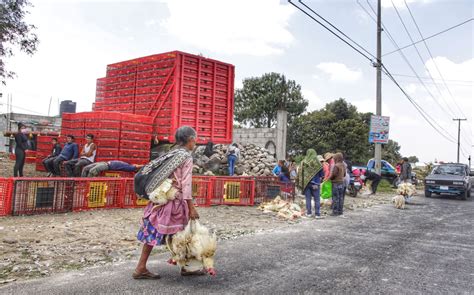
299,0,376,60
382,66,457,144
390,73,473,84
390,0,460,120
287,0,375,63
404,0,472,133
382,18,474,57
292,0,466,151
364,0,458,142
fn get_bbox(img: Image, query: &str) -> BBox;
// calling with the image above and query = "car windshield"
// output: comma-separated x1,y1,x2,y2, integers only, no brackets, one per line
432,165,465,176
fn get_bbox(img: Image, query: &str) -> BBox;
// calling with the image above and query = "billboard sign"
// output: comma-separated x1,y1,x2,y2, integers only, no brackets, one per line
369,115,390,144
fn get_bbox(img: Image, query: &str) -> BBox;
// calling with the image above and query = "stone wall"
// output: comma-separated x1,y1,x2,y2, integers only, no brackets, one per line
232,128,277,156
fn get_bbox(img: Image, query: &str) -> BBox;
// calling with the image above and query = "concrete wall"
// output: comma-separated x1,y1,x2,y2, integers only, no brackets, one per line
233,128,278,156
0,113,61,153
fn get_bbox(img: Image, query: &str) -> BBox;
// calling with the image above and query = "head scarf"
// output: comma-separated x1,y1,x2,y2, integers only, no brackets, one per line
297,149,323,190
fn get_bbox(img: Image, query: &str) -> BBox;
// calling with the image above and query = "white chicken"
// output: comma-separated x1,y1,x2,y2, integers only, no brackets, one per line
148,178,177,207
396,183,417,197
166,220,217,276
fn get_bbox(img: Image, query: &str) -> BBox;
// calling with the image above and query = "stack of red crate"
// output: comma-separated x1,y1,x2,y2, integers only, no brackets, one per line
93,50,234,144
60,112,152,165
93,78,107,111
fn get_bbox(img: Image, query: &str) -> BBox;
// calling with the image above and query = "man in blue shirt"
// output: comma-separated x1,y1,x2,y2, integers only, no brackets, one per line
49,135,79,176
272,160,284,176
81,160,143,177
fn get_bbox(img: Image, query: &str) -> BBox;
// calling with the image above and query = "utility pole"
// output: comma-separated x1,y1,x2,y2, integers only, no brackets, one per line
374,0,382,175
453,118,466,163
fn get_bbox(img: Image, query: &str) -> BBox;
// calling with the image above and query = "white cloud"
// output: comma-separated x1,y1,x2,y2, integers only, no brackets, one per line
316,62,363,82
381,0,432,9
160,0,294,56
302,89,322,111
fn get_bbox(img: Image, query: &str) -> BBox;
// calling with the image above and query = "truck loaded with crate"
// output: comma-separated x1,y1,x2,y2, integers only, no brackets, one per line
34,50,235,172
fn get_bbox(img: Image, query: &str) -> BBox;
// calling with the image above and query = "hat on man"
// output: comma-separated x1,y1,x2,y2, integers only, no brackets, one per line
324,152,334,161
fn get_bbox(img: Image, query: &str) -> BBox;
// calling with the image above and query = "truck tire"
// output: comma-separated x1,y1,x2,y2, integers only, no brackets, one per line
424,190,432,198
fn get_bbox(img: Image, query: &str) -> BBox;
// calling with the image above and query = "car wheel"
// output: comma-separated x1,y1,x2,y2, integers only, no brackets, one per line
424,190,432,198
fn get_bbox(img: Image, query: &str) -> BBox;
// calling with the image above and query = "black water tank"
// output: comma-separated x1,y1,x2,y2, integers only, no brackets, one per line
60,100,76,115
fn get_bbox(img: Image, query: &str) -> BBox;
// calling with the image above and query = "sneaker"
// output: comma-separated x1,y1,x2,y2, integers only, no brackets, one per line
339,214,347,219
305,213,312,217
314,215,325,219
329,213,339,217
46,172,52,177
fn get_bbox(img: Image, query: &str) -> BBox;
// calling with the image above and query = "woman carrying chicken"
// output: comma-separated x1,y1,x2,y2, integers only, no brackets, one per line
133,126,200,279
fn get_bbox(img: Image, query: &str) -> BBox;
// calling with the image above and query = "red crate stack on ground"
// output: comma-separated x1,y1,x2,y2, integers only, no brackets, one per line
93,51,234,145
54,112,152,172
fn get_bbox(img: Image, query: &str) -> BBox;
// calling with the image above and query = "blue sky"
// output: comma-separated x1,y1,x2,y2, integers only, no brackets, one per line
1,0,472,164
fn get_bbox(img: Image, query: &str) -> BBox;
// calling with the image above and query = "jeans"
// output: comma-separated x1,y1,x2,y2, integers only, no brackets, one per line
228,155,237,176
14,148,26,177
81,162,109,177
332,183,345,215
65,158,92,177
304,185,320,216
52,156,66,176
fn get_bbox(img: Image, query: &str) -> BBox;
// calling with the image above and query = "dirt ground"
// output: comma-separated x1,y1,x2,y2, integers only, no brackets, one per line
0,153,47,178
0,155,397,285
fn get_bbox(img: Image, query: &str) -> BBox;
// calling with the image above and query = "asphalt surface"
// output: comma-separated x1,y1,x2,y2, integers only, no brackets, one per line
2,192,473,295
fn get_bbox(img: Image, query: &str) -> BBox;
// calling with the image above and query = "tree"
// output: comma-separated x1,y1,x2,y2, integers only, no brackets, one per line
380,139,402,165
0,0,38,84
234,73,308,128
288,98,373,163
407,156,419,163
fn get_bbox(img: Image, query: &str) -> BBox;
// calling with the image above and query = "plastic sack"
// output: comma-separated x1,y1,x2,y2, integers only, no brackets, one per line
320,181,332,199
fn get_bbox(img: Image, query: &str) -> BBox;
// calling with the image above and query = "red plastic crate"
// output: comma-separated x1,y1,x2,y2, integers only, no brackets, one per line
120,131,150,141
96,139,120,148
122,178,149,208
96,51,234,144
11,178,74,216
97,148,119,157
72,178,124,211
96,130,120,139
121,122,153,133
119,148,149,158
0,178,13,216
119,140,149,150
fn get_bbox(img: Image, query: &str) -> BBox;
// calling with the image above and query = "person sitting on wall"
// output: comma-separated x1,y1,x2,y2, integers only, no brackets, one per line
43,138,62,176
45,135,79,176
81,160,144,177
272,160,284,176
65,134,97,177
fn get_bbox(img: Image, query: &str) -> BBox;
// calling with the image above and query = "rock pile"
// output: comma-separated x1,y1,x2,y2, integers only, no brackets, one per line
192,143,277,176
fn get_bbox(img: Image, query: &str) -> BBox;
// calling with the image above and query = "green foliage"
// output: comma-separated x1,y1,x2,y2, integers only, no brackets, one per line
375,179,395,193
380,140,402,165
288,98,373,163
234,72,308,128
407,156,419,163
0,0,39,84
414,162,434,181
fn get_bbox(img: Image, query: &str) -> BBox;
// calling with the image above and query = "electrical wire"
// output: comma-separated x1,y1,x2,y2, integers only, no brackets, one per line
364,0,460,143
391,0,459,119
291,0,467,151
299,0,377,60
390,74,473,84
287,0,375,63
403,0,472,135
382,18,473,57
381,66,457,144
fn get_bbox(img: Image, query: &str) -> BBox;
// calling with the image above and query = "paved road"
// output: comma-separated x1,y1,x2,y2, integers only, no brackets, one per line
2,193,473,294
